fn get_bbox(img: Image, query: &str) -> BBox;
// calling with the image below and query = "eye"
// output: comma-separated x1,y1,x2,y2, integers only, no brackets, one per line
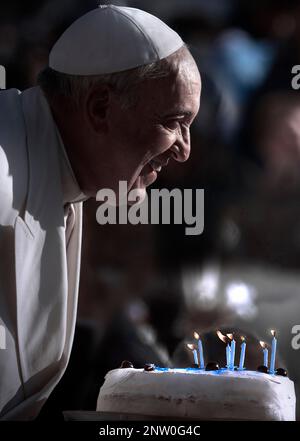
165,120,181,131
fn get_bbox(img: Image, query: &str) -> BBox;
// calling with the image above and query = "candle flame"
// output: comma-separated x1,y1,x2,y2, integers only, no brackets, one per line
241,336,246,342
226,333,234,340
271,329,276,337
260,341,267,349
193,331,200,340
187,343,195,351
217,330,229,344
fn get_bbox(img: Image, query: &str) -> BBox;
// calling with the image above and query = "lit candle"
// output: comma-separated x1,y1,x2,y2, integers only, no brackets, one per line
227,333,236,370
238,336,246,370
270,330,277,375
226,344,231,368
187,343,199,366
217,330,231,368
193,332,205,369
260,341,268,367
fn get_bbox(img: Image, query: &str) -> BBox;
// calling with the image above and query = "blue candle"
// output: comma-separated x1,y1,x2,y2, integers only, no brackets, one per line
264,349,268,367
260,341,268,367
187,344,199,366
226,344,231,368
226,333,235,369
229,338,236,369
238,337,246,370
199,340,205,369
270,330,277,374
194,332,205,369
217,331,231,368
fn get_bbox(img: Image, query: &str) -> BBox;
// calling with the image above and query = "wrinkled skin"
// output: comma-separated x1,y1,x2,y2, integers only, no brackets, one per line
51,47,201,202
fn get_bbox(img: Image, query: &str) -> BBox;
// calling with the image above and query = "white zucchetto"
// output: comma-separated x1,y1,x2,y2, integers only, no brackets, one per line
49,4,184,75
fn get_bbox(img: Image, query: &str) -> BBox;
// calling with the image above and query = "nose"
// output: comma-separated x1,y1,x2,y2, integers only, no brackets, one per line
170,132,191,163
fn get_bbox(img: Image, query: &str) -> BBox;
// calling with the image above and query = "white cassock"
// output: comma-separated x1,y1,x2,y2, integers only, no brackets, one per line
0,86,86,419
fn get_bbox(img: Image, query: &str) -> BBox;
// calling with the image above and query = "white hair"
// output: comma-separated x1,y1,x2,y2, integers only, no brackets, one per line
37,45,188,109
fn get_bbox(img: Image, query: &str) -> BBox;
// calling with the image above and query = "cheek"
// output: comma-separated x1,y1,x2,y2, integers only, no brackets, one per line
139,129,175,157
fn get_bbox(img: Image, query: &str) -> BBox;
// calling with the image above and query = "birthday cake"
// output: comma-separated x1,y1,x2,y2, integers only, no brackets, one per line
97,366,296,421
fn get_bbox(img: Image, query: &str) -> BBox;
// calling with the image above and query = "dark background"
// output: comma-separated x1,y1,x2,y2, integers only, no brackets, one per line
1,0,300,420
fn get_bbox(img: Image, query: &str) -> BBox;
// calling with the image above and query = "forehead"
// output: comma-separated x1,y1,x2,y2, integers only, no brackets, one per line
137,62,201,116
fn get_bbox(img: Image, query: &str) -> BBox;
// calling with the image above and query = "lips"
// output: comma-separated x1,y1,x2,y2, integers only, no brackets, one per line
149,156,170,173
136,156,170,189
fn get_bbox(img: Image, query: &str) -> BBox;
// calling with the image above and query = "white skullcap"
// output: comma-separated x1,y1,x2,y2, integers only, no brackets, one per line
49,4,184,75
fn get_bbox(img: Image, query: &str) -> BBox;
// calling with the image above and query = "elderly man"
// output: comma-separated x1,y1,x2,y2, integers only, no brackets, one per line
0,5,201,419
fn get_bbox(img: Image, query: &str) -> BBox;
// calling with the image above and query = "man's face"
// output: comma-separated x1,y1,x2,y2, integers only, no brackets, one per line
93,51,201,201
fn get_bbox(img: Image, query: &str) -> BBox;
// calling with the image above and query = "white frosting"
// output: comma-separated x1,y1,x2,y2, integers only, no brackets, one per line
97,368,296,421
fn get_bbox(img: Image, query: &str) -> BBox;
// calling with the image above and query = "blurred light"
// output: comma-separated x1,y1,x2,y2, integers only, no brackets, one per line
225,282,257,319
182,265,220,311
195,270,219,301
226,282,250,304
186,267,219,311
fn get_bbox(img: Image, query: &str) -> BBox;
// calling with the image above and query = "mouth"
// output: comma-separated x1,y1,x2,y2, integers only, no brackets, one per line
130,156,170,193
149,159,163,173
141,157,169,183
149,155,171,173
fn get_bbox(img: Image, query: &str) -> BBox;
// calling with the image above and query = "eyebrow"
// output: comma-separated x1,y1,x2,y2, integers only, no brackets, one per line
160,110,194,119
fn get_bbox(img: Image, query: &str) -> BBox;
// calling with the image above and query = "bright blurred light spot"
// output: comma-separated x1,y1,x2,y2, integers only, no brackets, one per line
195,271,218,302
225,282,257,319
182,266,220,311
226,282,250,305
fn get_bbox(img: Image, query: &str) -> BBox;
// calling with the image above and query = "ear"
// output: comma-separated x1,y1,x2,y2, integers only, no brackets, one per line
85,84,110,133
